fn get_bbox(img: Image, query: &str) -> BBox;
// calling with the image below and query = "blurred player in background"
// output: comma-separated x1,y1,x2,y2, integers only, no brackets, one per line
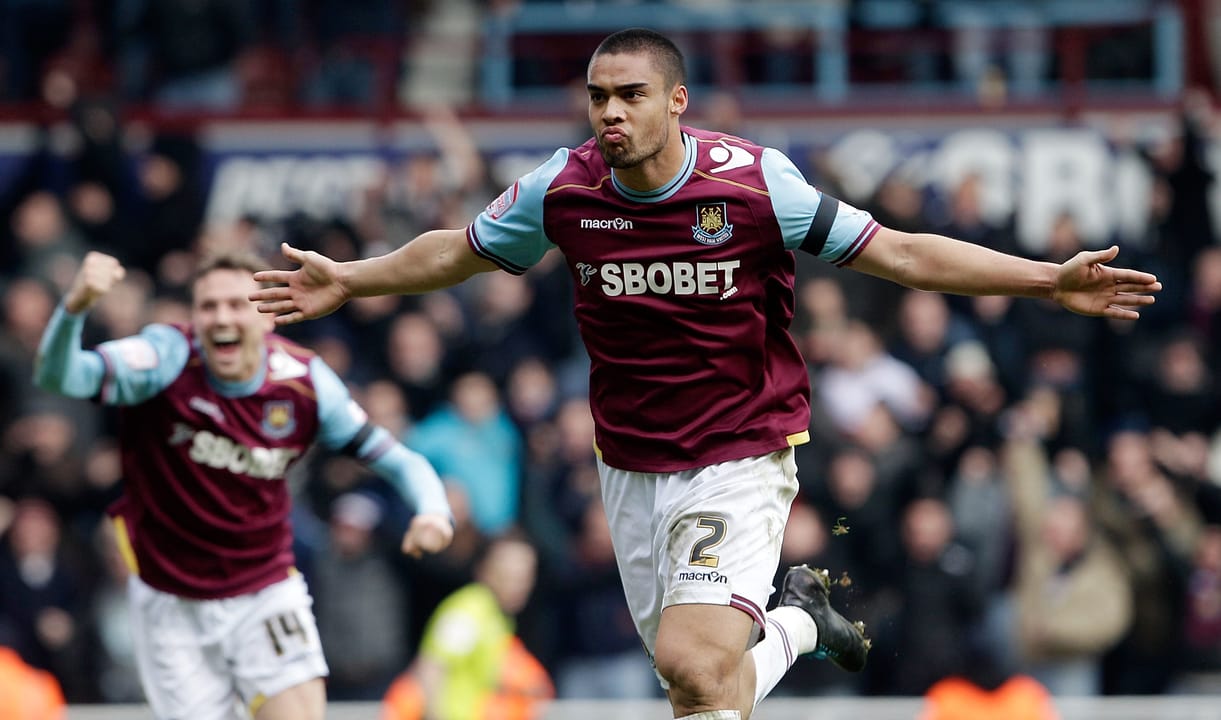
250,28,1160,720
33,250,455,720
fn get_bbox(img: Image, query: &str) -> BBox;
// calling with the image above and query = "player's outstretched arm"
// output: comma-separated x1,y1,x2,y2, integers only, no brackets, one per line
849,227,1160,320
251,229,498,326
34,252,126,397
312,356,454,557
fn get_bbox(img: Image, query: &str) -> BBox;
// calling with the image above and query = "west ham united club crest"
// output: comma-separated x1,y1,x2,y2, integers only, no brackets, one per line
262,401,296,439
692,202,733,246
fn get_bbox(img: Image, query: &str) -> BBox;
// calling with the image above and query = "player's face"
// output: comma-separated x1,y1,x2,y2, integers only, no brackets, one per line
587,51,684,171
192,268,274,382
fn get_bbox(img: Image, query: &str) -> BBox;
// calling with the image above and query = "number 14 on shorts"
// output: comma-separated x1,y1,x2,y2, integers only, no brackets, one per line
264,610,316,656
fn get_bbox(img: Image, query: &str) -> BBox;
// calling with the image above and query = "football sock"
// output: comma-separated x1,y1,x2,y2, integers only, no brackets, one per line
750,607,817,707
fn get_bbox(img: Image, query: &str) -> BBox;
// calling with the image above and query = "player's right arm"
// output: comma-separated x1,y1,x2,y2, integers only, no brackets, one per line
253,230,497,325
253,148,569,326
34,251,188,404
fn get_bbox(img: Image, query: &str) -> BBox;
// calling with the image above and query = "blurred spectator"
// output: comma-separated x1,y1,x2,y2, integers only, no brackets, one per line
0,645,66,720
312,492,411,700
1000,399,1133,696
923,340,1008,476
945,445,1011,606
382,530,553,720
302,0,406,109
1144,91,1217,268
866,168,928,236
816,319,933,439
796,275,850,368
87,521,141,703
942,0,1050,99
131,134,206,281
933,172,1018,256
9,191,87,291
870,496,986,695
890,289,979,393
551,498,657,699
462,271,550,385
1142,330,1219,439
340,294,407,383
0,405,92,517
505,356,560,431
117,0,256,110
966,294,1028,399
0,0,75,101
408,371,524,535
519,395,597,590
807,445,904,597
1175,525,1221,692
1094,426,1204,694
1187,247,1221,366
385,312,451,421
0,497,92,700
0,277,69,433
921,674,1057,720
360,378,413,440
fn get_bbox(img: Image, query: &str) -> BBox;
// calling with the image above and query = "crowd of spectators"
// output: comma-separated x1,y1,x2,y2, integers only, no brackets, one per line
0,0,1177,114
3,0,1221,709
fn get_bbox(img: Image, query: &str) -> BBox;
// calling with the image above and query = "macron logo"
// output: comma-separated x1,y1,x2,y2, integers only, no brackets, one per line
580,217,635,231
709,140,755,174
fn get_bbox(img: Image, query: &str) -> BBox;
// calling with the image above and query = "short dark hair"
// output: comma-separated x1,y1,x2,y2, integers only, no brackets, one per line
191,249,268,293
593,28,686,90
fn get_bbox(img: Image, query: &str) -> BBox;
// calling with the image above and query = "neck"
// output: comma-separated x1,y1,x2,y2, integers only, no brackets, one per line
612,126,686,192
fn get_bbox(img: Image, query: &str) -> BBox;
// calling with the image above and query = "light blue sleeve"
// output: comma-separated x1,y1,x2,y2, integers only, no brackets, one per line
467,148,569,274
34,305,187,405
762,148,880,265
312,358,452,519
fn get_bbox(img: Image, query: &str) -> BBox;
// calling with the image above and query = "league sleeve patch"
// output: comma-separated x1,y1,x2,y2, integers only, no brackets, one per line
485,181,519,220
108,337,159,371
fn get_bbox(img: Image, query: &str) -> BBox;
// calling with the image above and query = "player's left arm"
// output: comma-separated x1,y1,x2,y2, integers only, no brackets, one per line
760,148,1159,321
311,358,453,557
849,229,1160,320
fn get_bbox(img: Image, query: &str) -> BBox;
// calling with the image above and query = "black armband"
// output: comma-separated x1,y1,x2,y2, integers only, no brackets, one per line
340,422,376,458
800,194,840,256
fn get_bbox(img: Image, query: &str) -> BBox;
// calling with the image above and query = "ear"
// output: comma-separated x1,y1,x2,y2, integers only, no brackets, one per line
671,85,688,117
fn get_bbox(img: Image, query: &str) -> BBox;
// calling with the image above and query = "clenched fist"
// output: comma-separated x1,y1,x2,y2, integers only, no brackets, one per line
65,251,126,313
401,513,455,558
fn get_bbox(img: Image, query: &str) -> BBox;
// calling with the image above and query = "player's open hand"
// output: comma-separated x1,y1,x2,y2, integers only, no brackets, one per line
401,513,454,558
1052,245,1161,320
250,243,349,325
65,251,125,313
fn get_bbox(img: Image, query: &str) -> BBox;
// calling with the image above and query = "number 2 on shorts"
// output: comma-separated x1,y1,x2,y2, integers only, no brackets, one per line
688,515,726,568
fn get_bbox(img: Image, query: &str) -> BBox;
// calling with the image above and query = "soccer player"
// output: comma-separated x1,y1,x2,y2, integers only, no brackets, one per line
34,250,455,720
250,28,1161,720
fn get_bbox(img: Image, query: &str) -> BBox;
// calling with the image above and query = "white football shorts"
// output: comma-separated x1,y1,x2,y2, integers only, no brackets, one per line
128,572,329,720
598,448,800,661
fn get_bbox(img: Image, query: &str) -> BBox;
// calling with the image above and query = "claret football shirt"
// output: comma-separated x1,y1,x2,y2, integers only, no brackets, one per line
469,127,878,472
